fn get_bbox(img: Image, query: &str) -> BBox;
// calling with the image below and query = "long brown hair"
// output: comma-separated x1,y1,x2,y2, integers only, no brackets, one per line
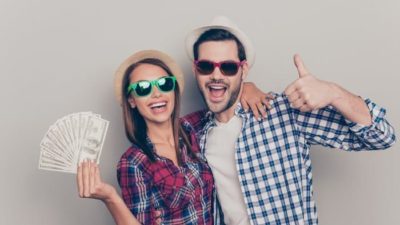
121,58,195,164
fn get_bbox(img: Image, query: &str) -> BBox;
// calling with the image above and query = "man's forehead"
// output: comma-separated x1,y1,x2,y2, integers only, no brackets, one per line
197,40,240,61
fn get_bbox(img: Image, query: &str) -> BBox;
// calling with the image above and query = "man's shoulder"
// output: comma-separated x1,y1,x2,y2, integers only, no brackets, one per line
242,92,298,128
261,92,292,116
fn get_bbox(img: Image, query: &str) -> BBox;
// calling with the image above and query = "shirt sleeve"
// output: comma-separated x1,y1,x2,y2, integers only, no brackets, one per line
291,97,396,151
117,155,152,224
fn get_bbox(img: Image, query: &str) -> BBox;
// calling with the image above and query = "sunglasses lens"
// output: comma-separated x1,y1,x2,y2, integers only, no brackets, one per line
220,62,239,76
158,77,176,92
196,61,215,75
134,81,152,96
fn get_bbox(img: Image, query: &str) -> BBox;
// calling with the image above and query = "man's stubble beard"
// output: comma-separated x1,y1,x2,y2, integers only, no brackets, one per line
196,74,243,114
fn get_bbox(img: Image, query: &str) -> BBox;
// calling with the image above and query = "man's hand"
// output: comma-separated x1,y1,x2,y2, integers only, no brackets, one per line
284,54,339,112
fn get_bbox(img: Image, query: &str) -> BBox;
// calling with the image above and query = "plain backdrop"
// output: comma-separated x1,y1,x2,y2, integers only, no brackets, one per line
1,0,399,224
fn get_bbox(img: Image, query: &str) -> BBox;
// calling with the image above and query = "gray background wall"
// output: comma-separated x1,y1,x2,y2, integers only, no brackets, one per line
1,0,399,224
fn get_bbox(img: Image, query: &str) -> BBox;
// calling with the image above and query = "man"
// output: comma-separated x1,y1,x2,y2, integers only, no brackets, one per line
183,16,396,225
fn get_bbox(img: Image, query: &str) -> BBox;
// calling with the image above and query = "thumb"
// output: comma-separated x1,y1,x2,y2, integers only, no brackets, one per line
294,54,309,78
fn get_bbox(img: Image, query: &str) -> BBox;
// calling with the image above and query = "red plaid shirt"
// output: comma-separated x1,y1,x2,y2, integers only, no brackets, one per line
117,120,214,225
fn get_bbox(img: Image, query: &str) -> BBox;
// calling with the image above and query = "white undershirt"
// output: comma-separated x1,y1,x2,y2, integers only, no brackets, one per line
205,115,250,225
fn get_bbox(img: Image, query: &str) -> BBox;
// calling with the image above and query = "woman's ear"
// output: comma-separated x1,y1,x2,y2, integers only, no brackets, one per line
128,97,136,108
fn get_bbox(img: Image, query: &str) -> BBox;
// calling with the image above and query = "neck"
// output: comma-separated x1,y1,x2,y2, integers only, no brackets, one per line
146,119,174,146
215,103,236,123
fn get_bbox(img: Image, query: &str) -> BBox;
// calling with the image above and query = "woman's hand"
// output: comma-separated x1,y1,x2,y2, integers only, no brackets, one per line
77,160,116,203
76,160,142,225
241,82,275,120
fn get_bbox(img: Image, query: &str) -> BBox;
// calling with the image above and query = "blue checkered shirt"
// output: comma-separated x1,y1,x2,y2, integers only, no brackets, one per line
182,93,396,225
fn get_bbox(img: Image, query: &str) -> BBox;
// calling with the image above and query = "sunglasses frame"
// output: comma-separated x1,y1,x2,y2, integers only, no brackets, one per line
194,60,246,76
127,76,176,97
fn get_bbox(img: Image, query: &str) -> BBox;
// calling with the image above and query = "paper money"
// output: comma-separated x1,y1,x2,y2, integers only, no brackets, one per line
38,112,109,174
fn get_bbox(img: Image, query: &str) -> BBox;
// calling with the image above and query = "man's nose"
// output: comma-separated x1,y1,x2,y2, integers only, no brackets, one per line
210,66,224,80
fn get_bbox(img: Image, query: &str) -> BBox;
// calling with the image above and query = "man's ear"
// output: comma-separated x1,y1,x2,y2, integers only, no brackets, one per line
192,63,197,77
128,97,136,108
241,62,249,80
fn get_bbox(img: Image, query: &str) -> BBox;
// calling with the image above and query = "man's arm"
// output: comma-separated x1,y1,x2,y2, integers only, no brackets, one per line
288,96,395,150
329,84,371,125
283,54,395,150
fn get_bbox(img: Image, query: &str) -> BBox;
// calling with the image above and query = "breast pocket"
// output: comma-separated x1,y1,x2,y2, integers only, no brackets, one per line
152,162,194,209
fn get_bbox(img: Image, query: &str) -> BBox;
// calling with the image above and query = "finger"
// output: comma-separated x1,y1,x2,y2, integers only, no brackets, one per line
294,54,309,78
77,162,83,198
299,105,312,112
257,102,267,118
154,210,161,218
292,97,305,109
284,80,298,96
94,163,101,185
240,98,249,112
89,160,96,194
249,102,260,121
82,159,90,197
262,98,272,110
287,91,301,103
265,92,275,100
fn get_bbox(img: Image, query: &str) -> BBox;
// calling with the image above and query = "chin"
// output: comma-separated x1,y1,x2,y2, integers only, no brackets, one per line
206,101,228,114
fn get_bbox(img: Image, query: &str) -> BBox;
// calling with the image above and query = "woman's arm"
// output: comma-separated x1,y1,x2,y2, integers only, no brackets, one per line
241,82,274,120
77,160,141,225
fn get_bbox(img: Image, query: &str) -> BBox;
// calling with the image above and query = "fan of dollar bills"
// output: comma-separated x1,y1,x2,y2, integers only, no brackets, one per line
39,112,109,174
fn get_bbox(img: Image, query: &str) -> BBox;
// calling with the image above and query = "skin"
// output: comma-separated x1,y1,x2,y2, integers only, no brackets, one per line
193,40,249,123
127,64,178,165
128,64,175,129
284,54,372,125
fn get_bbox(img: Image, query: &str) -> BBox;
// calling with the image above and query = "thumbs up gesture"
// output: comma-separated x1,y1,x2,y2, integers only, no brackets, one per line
284,54,338,112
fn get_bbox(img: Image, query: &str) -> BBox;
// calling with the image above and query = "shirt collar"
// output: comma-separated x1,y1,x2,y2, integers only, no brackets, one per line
203,103,248,129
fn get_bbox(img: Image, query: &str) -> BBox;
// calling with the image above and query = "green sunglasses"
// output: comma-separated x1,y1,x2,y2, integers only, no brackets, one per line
127,76,177,97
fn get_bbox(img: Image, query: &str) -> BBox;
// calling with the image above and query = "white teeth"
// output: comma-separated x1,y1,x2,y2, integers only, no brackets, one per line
150,102,167,108
209,86,225,90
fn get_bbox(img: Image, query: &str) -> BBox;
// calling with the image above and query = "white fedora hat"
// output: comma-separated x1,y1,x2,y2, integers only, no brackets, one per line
185,16,255,68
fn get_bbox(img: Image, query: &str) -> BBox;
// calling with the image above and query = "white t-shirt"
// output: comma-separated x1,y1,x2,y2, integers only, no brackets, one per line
205,115,251,225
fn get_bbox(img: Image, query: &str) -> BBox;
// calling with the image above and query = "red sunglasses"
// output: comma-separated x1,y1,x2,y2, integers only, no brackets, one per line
194,60,245,76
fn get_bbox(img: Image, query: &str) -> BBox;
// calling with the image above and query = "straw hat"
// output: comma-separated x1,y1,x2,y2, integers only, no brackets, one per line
114,50,184,105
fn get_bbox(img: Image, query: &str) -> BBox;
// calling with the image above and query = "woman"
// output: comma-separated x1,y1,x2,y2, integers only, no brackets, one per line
77,50,271,225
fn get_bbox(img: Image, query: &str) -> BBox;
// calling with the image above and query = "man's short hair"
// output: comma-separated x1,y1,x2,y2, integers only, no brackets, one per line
193,29,246,61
